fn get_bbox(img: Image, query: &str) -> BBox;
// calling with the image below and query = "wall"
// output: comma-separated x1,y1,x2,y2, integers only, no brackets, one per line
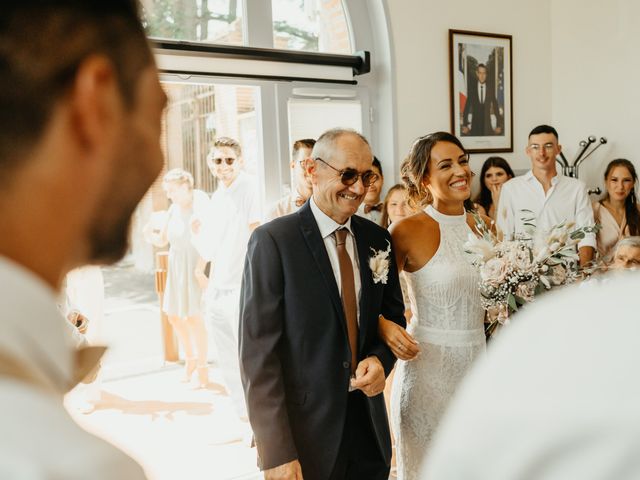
384,0,553,182
551,0,640,193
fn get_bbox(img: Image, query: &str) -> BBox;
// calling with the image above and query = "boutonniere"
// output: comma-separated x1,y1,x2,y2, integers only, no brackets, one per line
369,241,391,284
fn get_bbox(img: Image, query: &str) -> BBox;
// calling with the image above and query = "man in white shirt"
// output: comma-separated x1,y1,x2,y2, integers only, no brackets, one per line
497,124,596,266
356,156,385,225
425,272,640,479
0,1,167,478
192,136,260,419
265,138,315,221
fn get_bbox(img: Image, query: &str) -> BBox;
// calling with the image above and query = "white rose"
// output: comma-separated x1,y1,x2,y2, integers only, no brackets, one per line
510,246,533,273
481,257,508,286
515,281,536,302
549,265,567,286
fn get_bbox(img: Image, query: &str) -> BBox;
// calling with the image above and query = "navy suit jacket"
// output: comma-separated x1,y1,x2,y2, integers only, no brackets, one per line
239,202,406,480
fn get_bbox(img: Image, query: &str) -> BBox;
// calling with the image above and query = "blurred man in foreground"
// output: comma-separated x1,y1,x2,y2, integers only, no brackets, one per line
0,1,166,478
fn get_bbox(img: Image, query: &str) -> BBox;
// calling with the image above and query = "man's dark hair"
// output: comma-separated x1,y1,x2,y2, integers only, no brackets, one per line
1,1,152,178
372,156,383,176
529,124,559,140
477,64,487,71
292,139,316,158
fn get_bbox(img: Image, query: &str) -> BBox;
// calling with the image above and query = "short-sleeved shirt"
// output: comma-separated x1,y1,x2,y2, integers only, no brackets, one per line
496,170,596,249
192,171,261,290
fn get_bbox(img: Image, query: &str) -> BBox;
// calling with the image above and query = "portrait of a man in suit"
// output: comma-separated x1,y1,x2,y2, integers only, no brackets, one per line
239,128,405,480
461,63,503,136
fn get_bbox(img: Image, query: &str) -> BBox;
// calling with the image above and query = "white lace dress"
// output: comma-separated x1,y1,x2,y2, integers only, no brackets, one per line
391,205,485,479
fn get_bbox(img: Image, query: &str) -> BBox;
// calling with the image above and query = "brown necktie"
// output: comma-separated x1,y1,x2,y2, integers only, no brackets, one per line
334,228,358,375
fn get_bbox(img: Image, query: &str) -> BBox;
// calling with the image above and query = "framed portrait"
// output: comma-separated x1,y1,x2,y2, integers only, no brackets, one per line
449,29,513,153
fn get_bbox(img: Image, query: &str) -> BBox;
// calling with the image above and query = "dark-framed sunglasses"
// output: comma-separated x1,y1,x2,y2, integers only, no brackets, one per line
315,157,379,188
211,157,236,166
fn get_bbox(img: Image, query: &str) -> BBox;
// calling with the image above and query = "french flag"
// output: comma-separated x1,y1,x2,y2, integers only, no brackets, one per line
458,45,467,113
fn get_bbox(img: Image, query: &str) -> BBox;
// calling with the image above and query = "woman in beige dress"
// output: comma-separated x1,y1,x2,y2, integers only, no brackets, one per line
593,159,640,264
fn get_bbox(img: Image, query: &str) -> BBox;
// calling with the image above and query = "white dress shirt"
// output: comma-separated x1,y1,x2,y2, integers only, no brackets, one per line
478,82,485,104
496,170,596,249
192,171,261,290
356,203,382,225
0,256,145,480
310,197,361,322
425,272,640,479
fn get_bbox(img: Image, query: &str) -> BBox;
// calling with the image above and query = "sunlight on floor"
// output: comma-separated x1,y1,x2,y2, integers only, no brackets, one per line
66,366,260,480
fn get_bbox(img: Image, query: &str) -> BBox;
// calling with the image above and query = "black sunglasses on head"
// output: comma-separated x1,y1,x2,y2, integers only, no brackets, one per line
315,157,379,188
211,157,236,166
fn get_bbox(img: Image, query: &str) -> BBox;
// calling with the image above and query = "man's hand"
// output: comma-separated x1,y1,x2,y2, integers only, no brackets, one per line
264,460,303,480
462,125,470,135
350,356,385,397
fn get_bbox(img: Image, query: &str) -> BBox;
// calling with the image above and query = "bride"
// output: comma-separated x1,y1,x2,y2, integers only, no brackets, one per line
379,132,487,479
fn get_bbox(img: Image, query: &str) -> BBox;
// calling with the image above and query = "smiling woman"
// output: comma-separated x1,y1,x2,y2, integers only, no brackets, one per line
593,158,640,263
377,131,487,478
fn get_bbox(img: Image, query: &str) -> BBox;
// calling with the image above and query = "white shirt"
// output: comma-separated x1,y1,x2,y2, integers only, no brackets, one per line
496,170,596,249
477,82,486,104
356,203,382,225
0,256,145,480
264,193,302,222
425,271,640,479
310,197,362,322
192,171,261,290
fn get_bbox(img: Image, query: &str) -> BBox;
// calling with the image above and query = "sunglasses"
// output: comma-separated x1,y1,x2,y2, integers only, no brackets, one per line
315,158,379,188
211,157,236,166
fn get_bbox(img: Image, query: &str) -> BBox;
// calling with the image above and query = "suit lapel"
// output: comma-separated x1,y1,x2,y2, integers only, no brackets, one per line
352,217,372,351
297,204,347,332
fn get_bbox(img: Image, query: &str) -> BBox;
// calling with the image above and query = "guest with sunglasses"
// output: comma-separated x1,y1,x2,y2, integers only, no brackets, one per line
191,136,260,423
357,156,385,225
265,138,316,221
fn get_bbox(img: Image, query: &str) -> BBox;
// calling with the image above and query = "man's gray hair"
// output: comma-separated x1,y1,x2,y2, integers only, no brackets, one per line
613,236,640,255
311,128,370,163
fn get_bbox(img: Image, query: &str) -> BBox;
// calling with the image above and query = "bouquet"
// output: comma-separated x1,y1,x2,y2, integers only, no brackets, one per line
464,210,599,337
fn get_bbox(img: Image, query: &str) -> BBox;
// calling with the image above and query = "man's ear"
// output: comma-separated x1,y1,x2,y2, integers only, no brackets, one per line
69,55,121,154
557,144,562,154
304,158,316,175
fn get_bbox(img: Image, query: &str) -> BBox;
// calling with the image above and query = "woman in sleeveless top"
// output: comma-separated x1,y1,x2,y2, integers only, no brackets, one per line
145,169,210,387
378,132,488,479
592,159,640,264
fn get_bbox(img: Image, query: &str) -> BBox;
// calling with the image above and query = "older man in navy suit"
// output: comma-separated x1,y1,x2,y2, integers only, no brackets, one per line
239,128,406,480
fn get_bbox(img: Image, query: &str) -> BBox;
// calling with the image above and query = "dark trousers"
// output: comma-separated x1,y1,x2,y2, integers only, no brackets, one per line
328,390,389,480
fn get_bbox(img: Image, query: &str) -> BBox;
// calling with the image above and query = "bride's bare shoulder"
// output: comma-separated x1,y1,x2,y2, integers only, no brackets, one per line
390,210,438,239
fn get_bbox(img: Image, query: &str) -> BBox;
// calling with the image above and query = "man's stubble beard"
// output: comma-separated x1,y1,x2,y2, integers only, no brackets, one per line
87,190,139,265
87,142,160,265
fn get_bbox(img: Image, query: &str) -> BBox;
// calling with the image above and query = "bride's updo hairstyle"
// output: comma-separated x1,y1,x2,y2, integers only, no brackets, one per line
401,131,467,208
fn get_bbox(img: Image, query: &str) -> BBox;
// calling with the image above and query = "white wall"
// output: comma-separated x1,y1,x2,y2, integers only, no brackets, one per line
384,0,553,184
551,0,640,193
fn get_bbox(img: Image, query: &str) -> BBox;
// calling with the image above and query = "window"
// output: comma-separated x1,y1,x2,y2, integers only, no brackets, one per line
142,0,353,54
142,0,244,45
272,0,352,53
